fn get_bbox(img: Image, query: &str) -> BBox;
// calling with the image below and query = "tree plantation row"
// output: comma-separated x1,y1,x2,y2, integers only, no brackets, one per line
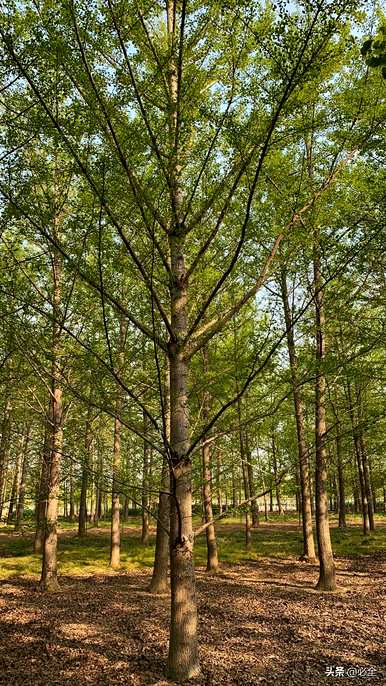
0,0,385,682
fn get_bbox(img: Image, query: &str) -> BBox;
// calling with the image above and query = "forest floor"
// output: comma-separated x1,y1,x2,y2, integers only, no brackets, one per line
0,517,385,686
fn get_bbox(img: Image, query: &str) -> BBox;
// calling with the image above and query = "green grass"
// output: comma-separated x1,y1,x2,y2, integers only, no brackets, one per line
1,516,385,581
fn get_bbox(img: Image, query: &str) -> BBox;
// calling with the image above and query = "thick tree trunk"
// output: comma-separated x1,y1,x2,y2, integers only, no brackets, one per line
167,237,199,679
280,270,316,560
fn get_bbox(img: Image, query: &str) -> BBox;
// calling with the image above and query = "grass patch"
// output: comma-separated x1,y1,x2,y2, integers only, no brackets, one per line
1,518,385,581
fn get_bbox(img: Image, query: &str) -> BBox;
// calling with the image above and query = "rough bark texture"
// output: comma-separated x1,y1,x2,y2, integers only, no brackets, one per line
167,231,199,680
280,270,316,561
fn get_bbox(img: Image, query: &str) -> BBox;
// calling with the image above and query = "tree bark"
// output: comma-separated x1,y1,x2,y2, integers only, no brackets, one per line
150,363,171,593
141,412,150,546
167,239,199,678
336,427,346,529
7,437,22,524
280,270,316,560
201,347,219,571
39,238,63,592
272,433,284,516
15,425,32,531
0,398,12,521
313,225,336,592
78,410,92,537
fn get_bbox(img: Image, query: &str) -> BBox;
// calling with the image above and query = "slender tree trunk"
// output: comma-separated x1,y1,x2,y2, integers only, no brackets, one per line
280,270,316,560
34,415,51,553
201,347,219,571
0,398,12,521
141,412,150,545
216,451,222,513
7,439,22,524
271,434,284,516
110,316,126,569
39,239,63,592
78,411,92,537
313,223,336,592
15,426,31,531
336,428,346,529
165,1,199,675
347,383,369,535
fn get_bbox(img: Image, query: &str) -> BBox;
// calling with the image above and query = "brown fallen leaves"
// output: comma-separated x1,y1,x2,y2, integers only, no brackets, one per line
0,553,384,686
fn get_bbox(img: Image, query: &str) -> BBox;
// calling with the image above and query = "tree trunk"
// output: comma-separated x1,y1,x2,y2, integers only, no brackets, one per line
15,426,31,531
78,411,92,537
280,270,316,560
149,456,170,593
272,433,284,516
141,412,150,546
336,428,346,529
313,220,336,592
7,439,22,524
39,382,63,592
201,347,219,571
109,317,126,569
0,398,12,521
167,237,199,679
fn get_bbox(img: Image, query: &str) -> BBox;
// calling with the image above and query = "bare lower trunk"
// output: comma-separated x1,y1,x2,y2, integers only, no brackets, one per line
272,434,283,516
40,386,63,592
313,224,336,592
34,416,51,553
78,414,92,537
141,412,150,546
0,398,12,521
201,347,219,571
149,457,170,593
110,316,126,569
15,426,31,531
7,442,22,524
110,413,122,568
167,237,199,680
280,270,316,560
336,429,346,529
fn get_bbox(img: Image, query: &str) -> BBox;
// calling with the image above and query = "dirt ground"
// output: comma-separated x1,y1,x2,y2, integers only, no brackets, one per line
0,549,385,686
